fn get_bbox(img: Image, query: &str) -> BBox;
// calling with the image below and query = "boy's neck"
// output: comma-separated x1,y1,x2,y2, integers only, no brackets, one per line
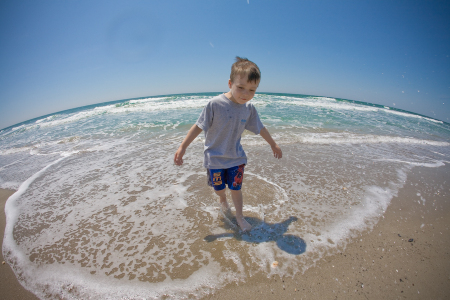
224,92,239,104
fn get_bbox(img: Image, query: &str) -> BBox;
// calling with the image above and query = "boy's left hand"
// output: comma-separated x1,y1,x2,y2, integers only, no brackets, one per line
174,146,185,165
272,144,282,159
259,127,282,159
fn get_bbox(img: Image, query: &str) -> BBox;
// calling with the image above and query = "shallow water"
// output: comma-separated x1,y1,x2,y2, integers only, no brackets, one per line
1,93,449,299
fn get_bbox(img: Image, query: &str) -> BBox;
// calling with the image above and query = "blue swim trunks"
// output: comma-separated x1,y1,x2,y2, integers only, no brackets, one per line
207,164,245,191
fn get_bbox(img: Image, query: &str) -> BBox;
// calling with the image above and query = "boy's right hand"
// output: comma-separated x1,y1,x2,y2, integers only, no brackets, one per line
173,124,203,166
174,147,185,165
271,144,283,159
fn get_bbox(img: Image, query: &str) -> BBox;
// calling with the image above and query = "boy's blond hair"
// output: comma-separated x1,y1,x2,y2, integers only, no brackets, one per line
230,56,261,84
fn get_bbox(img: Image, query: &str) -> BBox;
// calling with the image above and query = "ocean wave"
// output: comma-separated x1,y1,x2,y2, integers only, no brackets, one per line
9,97,212,130
381,109,443,123
242,132,450,146
297,133,449,146
278,98,380,113
277,96,442,124
0,136,82,156
128,96,170,104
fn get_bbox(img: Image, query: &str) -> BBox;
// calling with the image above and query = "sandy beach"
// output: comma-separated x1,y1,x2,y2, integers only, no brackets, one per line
1,164,449,300
1,189,39,300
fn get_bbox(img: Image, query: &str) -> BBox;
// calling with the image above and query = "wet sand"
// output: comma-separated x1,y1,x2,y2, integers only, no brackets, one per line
207,164,450,299
1,164,449,299
0,189,39,300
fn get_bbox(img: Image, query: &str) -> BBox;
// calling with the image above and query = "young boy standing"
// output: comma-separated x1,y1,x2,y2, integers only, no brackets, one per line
174,57,282,231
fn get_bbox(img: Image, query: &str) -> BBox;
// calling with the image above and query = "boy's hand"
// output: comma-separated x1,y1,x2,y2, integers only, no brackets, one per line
174,147,186,165
173,124,203,166
272,144,282,159
259,127,282,159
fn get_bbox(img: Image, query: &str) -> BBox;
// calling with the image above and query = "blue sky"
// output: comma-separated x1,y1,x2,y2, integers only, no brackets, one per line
1,0,449,129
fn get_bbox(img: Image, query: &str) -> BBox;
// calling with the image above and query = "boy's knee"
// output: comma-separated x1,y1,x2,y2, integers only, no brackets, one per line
214,188,226,196
230,189,242,196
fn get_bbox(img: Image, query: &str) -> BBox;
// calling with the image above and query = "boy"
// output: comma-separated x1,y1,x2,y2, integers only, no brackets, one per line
174,57,282,231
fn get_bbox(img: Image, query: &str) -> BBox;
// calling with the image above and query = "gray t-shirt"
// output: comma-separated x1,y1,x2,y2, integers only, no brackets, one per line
196,94,264,169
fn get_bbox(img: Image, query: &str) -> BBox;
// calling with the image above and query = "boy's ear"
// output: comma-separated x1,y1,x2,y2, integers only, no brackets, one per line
228,79,232,89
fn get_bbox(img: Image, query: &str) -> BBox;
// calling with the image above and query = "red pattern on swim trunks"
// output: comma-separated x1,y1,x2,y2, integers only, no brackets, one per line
232,164,245,187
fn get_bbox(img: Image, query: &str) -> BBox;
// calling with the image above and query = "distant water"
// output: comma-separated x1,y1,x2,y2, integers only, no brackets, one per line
1,93,449,299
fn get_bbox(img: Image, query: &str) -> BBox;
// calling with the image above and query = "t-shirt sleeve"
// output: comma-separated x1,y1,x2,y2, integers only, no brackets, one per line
245,105,264,135
195,101,213,132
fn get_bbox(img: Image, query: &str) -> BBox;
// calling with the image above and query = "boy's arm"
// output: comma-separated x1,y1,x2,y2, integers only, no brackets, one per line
174,124,203,165
259,127,282,159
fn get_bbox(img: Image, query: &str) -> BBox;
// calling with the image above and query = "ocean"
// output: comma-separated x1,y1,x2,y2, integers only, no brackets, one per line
1,92,449,299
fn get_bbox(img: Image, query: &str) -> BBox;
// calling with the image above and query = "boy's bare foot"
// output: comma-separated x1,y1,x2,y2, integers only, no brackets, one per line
220,201,233,218
236,215,252,232
220,200,230,211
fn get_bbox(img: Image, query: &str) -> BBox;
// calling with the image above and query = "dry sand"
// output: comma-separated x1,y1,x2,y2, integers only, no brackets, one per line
1,165,449,299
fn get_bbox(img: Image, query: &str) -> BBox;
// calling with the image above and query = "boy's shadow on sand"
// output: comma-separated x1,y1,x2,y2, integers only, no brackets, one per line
204,215,306,255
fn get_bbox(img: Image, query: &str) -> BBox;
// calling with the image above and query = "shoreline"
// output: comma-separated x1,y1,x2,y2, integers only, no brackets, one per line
1,164,449,299
0,189,39,300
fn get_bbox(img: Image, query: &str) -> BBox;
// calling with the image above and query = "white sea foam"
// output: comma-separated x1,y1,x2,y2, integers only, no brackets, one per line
295,133,449,146
8,253,225,300
3,155,70,258
278,96,443,123
9,96,212,131
0,146,34,155
382,109,443,123
375,159,445,168
241,132,450,147
278,98,380,113
35,114,59,124
0,136,83,156
128,96,170,104
314,184,397,248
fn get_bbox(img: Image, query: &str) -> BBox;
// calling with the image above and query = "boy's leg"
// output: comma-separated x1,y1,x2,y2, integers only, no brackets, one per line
226,164,251,232
208,169,230,212
230,189,252,232
214,188,230,212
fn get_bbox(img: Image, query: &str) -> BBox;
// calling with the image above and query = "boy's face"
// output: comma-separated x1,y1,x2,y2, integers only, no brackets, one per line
227,74,259,105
